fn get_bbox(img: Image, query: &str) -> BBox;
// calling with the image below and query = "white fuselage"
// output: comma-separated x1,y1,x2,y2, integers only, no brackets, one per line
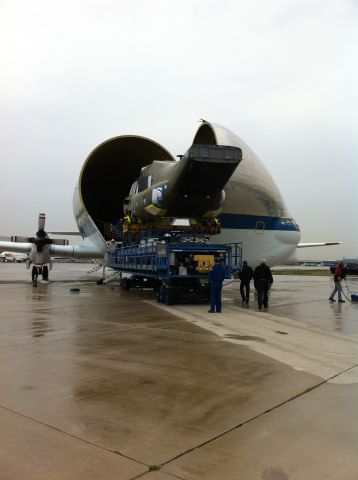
213,228,300,267
206,122,300,267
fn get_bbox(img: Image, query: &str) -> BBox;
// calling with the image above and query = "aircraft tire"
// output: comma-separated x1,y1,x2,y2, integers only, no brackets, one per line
32,266,38,283
120,278,130,290
157,285,165,303
123,277,131,291
42,265,49,281
164,289,174,306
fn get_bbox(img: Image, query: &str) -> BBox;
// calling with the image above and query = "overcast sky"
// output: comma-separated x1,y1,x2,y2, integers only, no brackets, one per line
0,0,357,260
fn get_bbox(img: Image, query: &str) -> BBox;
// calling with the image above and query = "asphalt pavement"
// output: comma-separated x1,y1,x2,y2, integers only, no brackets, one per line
0,263,357,479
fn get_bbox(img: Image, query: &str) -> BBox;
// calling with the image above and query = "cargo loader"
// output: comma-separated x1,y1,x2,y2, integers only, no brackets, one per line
107,236,238,305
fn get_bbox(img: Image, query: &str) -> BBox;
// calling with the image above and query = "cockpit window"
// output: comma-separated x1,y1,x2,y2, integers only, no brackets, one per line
278,217,300,231
280,218,297,225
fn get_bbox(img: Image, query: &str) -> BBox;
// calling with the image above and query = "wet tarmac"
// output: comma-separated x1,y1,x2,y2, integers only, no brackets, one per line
0,263,358,479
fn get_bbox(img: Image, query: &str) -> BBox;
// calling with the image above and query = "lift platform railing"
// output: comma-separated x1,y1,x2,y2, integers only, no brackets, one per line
107,241,232,279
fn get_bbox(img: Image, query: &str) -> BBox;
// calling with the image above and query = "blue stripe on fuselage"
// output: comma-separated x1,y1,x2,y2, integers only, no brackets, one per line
219,213,300,231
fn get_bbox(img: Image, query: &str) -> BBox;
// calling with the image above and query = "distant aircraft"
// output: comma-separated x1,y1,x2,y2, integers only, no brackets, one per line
0,120,340,282
0,213,81,285
0,251,27,263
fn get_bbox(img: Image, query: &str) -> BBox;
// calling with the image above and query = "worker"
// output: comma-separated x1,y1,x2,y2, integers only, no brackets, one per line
253,259,273,309
239,260,254,305
329,262,346,303
208,258,226,313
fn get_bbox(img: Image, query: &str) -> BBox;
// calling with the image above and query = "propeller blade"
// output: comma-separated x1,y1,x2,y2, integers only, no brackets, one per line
38,213,46,231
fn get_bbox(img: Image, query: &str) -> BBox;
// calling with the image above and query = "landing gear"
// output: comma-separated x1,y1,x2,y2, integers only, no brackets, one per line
42,265,49,281
31,265,49,286
164,288,174,305
157,285,174,305
156,286,164,303
120,277,131,290
32,266,39,286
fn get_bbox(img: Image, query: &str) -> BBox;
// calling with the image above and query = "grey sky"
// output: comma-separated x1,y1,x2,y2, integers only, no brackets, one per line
0,0,357,260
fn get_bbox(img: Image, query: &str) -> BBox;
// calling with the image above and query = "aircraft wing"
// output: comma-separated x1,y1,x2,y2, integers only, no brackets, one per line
0,241,32,254
0,240,104,259
297,242,342,248
50,244,104,259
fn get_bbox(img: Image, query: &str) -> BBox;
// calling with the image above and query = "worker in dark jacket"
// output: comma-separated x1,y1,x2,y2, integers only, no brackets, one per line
239,260,253,304
329,262,346,303
208,258,226,313
253,259,273,309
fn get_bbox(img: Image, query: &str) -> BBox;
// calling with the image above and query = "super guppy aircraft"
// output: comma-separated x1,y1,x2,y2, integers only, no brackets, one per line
0,120,339,281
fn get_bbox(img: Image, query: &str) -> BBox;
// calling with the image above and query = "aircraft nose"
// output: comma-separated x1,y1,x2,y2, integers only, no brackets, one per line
274,218,300,245
274,230,301,245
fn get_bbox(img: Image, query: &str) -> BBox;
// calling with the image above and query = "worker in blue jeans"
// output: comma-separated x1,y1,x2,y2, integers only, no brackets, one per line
208,258,226,313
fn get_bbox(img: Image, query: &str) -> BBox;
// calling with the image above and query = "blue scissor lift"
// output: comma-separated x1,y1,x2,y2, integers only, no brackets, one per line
107,239,237,305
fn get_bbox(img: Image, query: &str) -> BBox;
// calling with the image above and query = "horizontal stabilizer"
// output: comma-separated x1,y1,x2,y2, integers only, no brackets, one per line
297,242,342,248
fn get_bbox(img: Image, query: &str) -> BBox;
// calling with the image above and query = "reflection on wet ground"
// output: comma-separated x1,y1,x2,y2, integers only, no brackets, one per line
1,263,358,479
224,275,358,334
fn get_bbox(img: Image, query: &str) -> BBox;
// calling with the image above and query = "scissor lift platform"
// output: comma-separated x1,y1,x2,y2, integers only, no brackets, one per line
107,240,233,305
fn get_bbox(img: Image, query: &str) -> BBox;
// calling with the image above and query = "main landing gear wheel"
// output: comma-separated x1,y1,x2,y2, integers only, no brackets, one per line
164,289,174,306
157,285,164,303
42,265,49,281
120,277,131,291
32,266,38,286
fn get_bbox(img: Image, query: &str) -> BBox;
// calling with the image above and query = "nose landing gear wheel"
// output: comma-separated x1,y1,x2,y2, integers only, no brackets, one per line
42,265,49,281
32,266,38,286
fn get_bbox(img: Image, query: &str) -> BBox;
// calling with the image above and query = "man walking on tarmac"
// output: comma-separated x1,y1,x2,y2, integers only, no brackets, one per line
329,261,346,303
253,259,273,309
239,260,253,305
208,258,226,313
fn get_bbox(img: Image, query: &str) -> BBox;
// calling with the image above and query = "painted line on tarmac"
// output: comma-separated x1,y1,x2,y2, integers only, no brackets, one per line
148,301,358,384
157,362,358,469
